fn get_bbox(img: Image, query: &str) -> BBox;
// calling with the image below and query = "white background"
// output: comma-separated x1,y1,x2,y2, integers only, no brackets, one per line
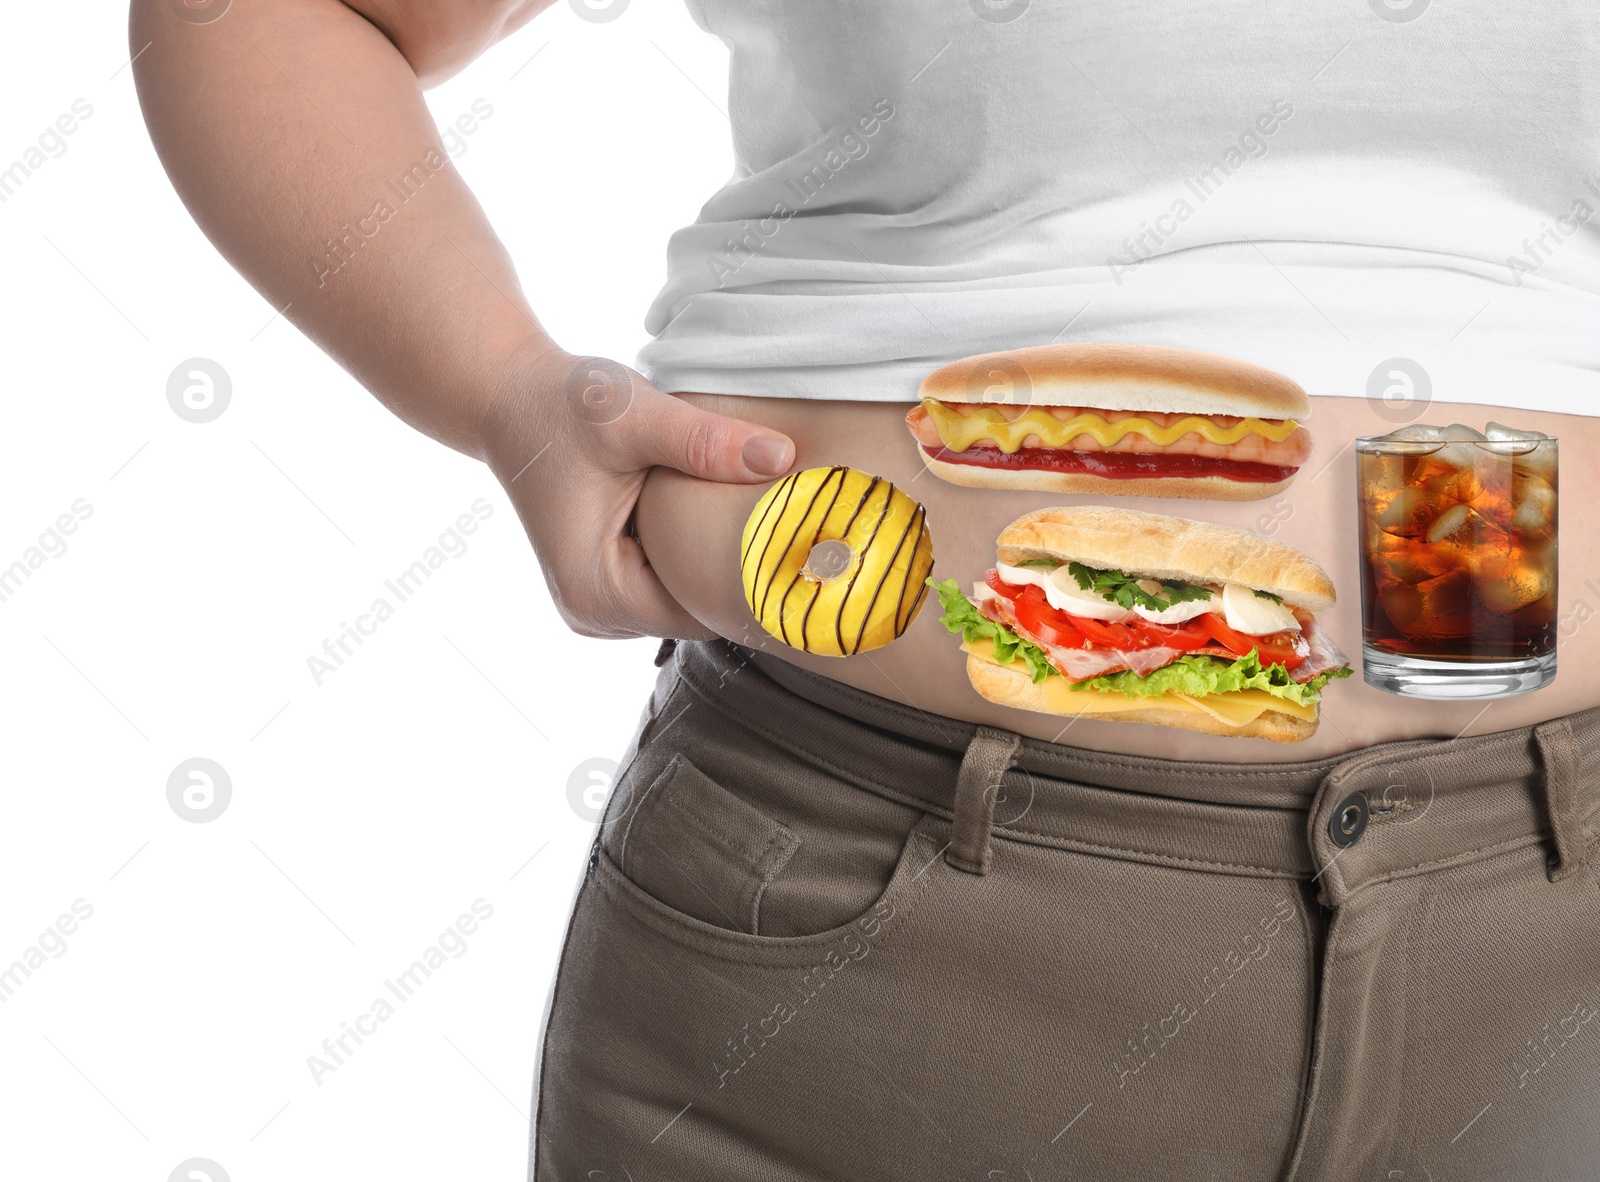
0,2,728,1178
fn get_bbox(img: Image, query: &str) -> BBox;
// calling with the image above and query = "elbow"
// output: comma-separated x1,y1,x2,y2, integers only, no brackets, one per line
340,0,532,89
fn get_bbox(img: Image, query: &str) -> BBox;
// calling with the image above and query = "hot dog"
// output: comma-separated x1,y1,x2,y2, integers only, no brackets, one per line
908,343,1314,500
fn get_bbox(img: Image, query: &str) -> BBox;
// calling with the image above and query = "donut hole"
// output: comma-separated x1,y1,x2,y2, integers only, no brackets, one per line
803,539,858,584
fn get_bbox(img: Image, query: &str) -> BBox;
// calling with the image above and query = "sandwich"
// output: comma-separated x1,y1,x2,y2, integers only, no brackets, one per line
906,342,1314,500
928,507,1351,741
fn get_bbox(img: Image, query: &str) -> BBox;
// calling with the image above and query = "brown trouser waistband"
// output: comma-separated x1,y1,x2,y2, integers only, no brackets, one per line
667,639,1600,905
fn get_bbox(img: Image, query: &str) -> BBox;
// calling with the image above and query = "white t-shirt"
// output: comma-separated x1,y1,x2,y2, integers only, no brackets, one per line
636,0,1600,415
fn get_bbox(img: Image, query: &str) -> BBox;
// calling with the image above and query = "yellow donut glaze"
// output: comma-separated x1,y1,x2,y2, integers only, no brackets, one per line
741,466,935,656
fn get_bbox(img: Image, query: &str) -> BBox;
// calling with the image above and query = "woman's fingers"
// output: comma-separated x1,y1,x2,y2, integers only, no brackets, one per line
484,350,772,639
541,524,716,641
616,381,794,483
506,441,720,640
604,533,720,641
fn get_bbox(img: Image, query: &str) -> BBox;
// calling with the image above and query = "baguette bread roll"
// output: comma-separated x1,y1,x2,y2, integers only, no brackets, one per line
997,506,1335,613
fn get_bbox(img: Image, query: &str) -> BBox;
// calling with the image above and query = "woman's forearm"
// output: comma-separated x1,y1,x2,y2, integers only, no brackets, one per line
135,0,795,641
130,0,550,458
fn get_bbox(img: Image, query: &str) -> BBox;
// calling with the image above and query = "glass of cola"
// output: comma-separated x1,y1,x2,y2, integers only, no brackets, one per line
1356,423,1557,698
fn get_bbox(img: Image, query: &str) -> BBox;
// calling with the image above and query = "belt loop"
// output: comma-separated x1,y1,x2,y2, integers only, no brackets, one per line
1534,717,1588,883
946,727,1023,875
653,638,679,668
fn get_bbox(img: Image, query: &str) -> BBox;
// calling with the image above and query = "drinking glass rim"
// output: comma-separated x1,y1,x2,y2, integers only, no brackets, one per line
1355,433,1559,448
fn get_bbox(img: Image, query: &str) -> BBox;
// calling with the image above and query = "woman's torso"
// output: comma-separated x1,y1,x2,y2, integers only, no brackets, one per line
639,1,1600,410
630,0,1600,761
636,394,1598,762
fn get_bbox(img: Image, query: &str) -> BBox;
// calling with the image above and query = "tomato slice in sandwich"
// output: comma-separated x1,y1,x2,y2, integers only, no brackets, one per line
1011,585,1087,648
1128,618,1211,651
1194,612,1255,654
984,569,1024,601
1196,612,1306,669
991,574,1307,670
1060,611,1138,649
1008,584,1143,650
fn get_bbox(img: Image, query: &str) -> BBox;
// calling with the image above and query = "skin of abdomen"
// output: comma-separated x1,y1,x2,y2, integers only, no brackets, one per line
635,393,1600,763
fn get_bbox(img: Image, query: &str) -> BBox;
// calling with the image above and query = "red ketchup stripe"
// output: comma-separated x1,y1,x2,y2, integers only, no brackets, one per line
924,444,1297,484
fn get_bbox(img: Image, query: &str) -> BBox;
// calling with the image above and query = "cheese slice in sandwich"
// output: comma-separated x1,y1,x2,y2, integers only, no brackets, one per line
962,638,1317,727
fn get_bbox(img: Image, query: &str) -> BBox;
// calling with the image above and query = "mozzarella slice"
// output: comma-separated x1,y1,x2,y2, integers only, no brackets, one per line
994,561,1055,590
1043,565,1137,621
1131,590,1216,624
1221,582,1301,634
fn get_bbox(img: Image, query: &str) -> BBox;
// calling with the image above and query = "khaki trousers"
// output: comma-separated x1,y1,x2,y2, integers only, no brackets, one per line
532,638,1600,1182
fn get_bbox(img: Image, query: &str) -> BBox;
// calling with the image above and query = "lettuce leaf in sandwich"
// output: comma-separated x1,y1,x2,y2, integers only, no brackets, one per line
1076,649,1351,707
928,577,1352,707
930,577,1059,684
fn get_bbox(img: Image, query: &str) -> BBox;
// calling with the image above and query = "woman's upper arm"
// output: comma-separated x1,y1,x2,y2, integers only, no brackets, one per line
343,0,559,86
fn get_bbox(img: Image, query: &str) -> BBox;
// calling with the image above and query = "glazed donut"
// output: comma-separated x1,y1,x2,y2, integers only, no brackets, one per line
741,466,936,656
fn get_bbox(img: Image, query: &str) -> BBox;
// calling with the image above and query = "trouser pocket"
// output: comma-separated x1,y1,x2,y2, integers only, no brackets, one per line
597,677,926,940
615,752,801,935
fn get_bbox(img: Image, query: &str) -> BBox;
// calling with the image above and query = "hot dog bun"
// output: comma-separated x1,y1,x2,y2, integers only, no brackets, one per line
921,342,1311,418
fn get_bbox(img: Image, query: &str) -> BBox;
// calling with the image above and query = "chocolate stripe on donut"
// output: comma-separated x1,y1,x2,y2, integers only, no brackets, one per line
801,473,883,656
742,470,794,569
753,472,807,621
894,530,931,636
888,504,929,640
852,493,924,655
775,466,847,648
833,477,893,655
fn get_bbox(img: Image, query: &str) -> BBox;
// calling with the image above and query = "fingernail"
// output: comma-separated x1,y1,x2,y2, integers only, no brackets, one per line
742,434,792,476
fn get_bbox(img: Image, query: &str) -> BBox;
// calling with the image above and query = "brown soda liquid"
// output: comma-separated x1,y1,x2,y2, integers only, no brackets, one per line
1357,444,1557,662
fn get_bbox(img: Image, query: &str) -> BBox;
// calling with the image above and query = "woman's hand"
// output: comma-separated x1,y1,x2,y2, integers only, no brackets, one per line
479,343,795,640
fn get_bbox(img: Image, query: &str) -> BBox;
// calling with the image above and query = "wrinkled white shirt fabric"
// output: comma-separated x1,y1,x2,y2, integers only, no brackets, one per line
636,0,1600,415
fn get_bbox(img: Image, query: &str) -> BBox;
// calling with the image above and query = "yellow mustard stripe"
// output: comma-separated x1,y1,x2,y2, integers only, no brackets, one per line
925,400,1300,455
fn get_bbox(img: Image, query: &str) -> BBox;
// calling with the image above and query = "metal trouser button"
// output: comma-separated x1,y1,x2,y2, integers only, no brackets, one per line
1328,791,1370,848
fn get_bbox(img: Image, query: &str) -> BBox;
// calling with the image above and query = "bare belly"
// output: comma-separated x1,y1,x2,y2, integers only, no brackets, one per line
635,393,1599,762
